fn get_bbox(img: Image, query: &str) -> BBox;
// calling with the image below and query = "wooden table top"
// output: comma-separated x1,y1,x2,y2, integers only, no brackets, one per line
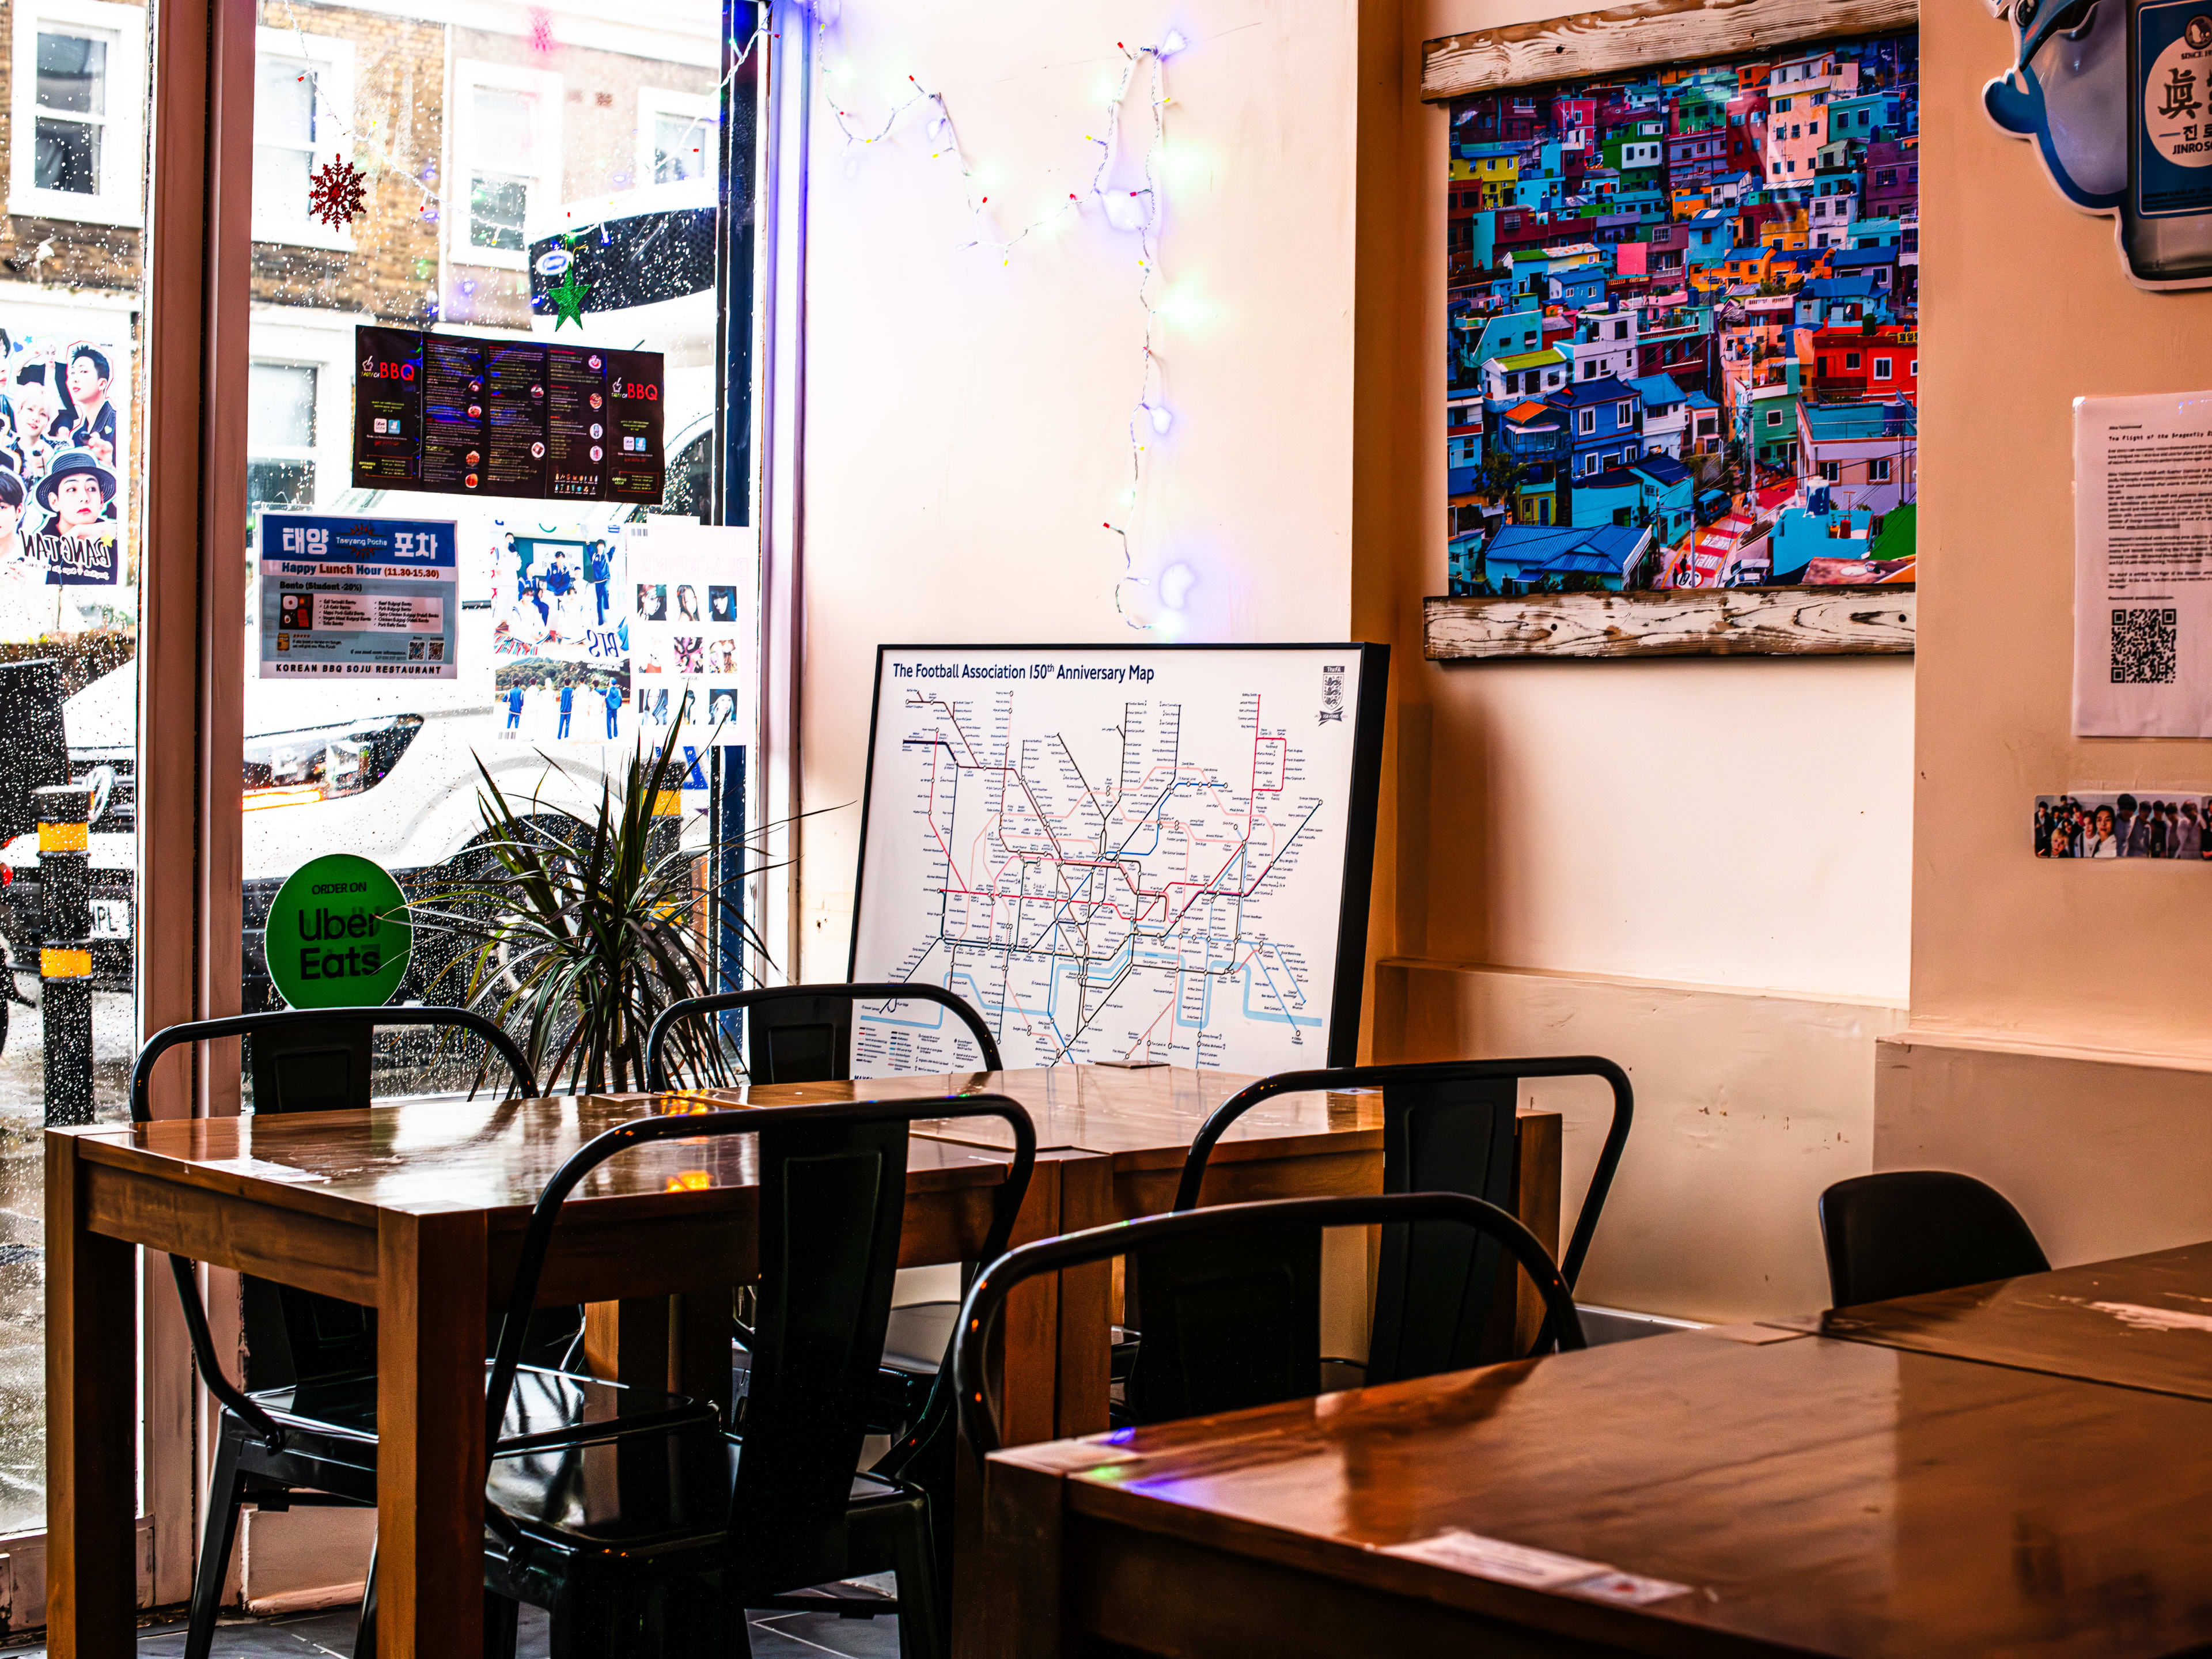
685,1065,1387,1166
1766,1240,2212,1404
999,1328,2212,1657
60,1091,1022,1228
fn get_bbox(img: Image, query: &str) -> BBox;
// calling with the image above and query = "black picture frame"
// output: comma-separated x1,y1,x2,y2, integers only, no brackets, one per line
848,641,1390,1069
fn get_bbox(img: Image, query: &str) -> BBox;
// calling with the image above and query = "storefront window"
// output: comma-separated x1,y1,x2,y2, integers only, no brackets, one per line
238,0,757,1100
0,0,150,1539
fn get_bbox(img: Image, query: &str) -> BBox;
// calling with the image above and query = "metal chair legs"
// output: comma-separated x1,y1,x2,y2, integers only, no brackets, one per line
183,1426,247,1659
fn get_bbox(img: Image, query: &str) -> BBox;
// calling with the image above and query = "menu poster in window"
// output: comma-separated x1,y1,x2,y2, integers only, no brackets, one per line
257,511,459,679
351,325,664,502
354,325,424,486
606,350,666,502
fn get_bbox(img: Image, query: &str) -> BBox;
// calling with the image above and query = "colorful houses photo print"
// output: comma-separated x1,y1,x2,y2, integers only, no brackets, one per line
1446,33,1918,599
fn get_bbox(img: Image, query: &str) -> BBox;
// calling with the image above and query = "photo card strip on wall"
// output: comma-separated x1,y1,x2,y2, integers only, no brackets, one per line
351,324,664,503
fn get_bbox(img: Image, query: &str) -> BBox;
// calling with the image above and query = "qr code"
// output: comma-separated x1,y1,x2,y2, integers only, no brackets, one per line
2111,608,2179,684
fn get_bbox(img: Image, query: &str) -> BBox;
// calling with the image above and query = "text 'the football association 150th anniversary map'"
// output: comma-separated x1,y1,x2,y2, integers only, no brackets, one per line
849,646,1383,1076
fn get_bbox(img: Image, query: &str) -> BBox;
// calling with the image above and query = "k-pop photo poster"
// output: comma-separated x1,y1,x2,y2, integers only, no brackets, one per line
0,328,131,640
2035,792,2212,859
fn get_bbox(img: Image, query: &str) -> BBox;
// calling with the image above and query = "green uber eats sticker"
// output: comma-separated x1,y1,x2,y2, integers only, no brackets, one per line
266,854,412,1009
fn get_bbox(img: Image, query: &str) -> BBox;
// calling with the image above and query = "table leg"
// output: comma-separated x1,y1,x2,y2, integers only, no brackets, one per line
1053,1154,1114,1438
671,1287,734,1415
583,1297,670,1389
1514,1112,1563,1353
46,1130,135,1658
377,1209,487,1659
997,1156,1062,1449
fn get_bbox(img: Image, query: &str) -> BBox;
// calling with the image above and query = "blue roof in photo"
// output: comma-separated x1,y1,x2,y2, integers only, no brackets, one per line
1628,374,1690,409
1828,246,1899,269
1630,453,1694,486
1805,274,1878,299
1550,374,1636,408
1801,400,1916,441
1684,389,1721,409
1484,524,1649,572
1527,550,1628,576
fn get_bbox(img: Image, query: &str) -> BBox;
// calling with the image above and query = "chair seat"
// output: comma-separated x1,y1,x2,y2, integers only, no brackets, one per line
241,1362,710,1461
881,1301,959,1375
486,1424,916,1556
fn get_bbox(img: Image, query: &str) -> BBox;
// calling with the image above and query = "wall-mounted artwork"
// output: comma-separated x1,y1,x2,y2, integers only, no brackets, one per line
1421,0,1920,660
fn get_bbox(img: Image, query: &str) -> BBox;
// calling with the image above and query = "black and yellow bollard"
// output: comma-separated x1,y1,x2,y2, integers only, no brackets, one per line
34,781,92,1126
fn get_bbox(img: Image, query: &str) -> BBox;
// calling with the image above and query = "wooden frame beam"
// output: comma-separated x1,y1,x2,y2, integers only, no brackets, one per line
1421,0,1921,103
1424,587,1915,660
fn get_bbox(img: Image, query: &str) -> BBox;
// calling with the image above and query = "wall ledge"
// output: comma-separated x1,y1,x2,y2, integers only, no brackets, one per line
1880,1026,2212,1078
1379,955,1906,1013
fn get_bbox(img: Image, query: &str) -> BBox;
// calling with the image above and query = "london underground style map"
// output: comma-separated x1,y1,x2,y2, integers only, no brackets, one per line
849,645,1385,1076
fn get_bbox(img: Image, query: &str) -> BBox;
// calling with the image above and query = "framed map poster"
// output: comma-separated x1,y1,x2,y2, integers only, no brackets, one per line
1423,0,1920,659
849,643,1388,1074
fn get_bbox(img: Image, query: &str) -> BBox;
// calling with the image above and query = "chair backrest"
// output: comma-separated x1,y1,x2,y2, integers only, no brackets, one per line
1160,1057,1631,1391
1819,1170,2051,1309
955,1192,1585,1460
133,1007,538,1419
643,981,1004,1090
484,1092,1035,1586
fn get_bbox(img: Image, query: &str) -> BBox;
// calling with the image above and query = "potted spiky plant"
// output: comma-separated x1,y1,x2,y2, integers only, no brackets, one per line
415,714,783,1095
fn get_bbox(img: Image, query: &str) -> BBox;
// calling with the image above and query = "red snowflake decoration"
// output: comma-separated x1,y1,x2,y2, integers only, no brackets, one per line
307,156,368,230
528,6,556,55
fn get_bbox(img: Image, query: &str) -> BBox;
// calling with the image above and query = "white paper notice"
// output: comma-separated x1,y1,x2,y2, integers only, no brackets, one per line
1378,1529,1694,1607
2074,392,2212,734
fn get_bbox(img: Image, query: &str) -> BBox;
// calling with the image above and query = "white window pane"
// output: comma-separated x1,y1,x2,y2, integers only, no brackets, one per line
252,142,310,221
34,116,99,193
257,58,317,146
654,111,705,183
36,31,107,117
248,361,317,448
469,175,527,251
475,87,536,165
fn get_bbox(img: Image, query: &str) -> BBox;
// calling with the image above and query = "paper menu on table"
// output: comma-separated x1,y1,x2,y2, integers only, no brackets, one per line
2074,392,2212,736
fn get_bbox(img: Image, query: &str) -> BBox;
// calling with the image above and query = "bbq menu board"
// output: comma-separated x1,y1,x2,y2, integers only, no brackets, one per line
351,325,664,503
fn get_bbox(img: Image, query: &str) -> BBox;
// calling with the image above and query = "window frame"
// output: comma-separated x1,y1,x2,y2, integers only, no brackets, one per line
9,0,147,226
250,25,357,251
449,56,564,271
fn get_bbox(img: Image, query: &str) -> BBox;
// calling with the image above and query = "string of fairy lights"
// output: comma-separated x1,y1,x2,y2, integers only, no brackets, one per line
817,14,1191,629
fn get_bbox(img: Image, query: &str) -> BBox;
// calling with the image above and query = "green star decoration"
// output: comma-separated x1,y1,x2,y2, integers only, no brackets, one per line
547,265,590,330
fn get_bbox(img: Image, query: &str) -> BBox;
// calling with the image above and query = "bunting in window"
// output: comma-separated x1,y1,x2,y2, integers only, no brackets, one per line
307,156,369,231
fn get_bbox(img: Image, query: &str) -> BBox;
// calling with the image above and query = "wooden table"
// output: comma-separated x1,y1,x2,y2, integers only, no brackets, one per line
45,1094,1047,1659
1767,1239,2212,1403
704,1066,1565,1435
975,1325,2212,1658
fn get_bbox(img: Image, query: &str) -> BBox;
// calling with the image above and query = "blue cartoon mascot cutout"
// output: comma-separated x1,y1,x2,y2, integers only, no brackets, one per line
1988,0,2212,286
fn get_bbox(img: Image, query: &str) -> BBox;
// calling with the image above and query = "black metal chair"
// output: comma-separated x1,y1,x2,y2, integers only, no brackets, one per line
476,1092,1036,1659
953,1192,1586,1459
645,982,1004,1438
1143,1057,1630,1411
134,1007,713,1659
643,980,1003,1091
1818,1170,2051,1309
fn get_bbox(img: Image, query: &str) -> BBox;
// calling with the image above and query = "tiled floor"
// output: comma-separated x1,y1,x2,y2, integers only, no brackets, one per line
8,1597,903,1657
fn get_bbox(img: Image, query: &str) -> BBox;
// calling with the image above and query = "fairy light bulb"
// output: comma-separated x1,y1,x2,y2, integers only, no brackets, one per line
1104,190,1150,232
